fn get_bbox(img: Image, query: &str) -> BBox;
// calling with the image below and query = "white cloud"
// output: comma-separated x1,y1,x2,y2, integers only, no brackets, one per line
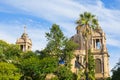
0,0,120,50
28,28,48,51
107,38,120,48
0,24,22,43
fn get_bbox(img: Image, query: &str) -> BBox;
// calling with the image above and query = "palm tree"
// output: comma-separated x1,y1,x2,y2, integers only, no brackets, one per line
76,12,98,80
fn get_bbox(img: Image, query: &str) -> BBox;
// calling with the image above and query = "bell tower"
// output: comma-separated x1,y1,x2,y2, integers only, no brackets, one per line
71,26,110,80
16,26,32,52
91,26,109,79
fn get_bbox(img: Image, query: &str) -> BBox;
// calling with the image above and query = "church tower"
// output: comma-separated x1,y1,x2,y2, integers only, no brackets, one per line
71,26,110,80
91,26,109,79
16,26,32,52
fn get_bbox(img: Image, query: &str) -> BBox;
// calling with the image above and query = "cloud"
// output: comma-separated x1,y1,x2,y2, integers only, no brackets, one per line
0,0,120,49
107,38,120,48
28,27,48,51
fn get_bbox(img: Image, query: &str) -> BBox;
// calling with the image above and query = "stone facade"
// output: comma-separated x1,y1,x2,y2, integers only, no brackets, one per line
16,26,32,52
71,26,110,79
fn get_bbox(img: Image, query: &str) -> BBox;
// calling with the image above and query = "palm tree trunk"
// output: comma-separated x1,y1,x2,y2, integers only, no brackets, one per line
85,39,89,80
85,24,89,80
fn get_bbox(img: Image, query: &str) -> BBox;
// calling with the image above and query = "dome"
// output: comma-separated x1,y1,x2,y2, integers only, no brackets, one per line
16,38,25,43
71,33,85,50
16,37,32,45
16,26,32,51
21,33,28,38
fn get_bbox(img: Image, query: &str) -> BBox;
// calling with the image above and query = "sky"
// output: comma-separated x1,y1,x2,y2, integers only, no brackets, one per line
0,0,120,75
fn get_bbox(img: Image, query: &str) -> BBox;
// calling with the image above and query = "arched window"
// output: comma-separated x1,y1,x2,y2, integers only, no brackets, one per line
95,59,102,73
20,45,23,51
96,39,101,49
93,39,102,50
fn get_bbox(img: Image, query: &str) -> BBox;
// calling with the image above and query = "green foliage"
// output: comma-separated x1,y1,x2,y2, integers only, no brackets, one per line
45,24,65,57
19,55,58,80
4,44,21,59
36,49,50,59
56,66,74,80
45,24,77,68
88,50,95,80
0,40,21,62
20,51,38,59
112,68,120,80
0,40,9,61
76,12,99,40
39,57,58,74
77,69,85,80
0,62,21,80
0,40,9,48
51,76,59,80
106,77,111,80
111,59,120,80
63,39,78,67
76,12,98,29
19,56,41,79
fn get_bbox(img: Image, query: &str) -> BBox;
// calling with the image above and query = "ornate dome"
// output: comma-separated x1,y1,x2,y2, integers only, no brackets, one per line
16,26,32,51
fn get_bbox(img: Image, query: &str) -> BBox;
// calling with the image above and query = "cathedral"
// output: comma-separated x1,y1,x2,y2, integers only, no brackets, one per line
15,26,109,79
16,26,32,52
71,25,110,79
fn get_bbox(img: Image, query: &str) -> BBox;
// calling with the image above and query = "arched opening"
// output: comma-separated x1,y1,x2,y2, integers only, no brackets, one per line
75,56,80,68
96,39,101,49
28,46,30,50
95,59,102,73
20,45,23,51
93,39,102,50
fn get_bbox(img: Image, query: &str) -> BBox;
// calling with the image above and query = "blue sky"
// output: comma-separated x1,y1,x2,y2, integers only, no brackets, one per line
0,0,120,75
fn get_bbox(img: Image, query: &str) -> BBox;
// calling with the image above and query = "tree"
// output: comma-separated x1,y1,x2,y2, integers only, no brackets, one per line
19,55,58,80
76,12,98,80
20,51,38,59
36,49,51,59
111,59,120,80
63,39,78,68
0,40,10,62
4,44,21,60
45,24,65,58
77,50,95,80
88,50,95,80
45,24,78,68
19,56,41,80
56,66,74,80
39,57,58,75
0,62,21,80
0,40,21,62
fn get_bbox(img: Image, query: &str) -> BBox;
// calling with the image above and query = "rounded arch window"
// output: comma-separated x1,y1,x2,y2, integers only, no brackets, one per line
95,59,102,73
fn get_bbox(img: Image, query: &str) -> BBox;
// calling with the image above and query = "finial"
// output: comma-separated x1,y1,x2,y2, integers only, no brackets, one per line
24,25,26,33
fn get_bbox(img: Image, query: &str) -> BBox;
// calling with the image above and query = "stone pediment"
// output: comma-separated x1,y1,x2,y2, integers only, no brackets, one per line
92,31,102,37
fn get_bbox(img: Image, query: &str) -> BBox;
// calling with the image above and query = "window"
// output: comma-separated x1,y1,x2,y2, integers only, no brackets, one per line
95,59,102,73
93,39,101,50
96,39,101,49
28,46,30,50
75,56,80,68
75,55,84,69
20,45,23,51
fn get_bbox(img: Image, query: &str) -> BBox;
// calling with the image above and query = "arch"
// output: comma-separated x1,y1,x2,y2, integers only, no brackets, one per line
20,45,23,51
95,59,102,73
